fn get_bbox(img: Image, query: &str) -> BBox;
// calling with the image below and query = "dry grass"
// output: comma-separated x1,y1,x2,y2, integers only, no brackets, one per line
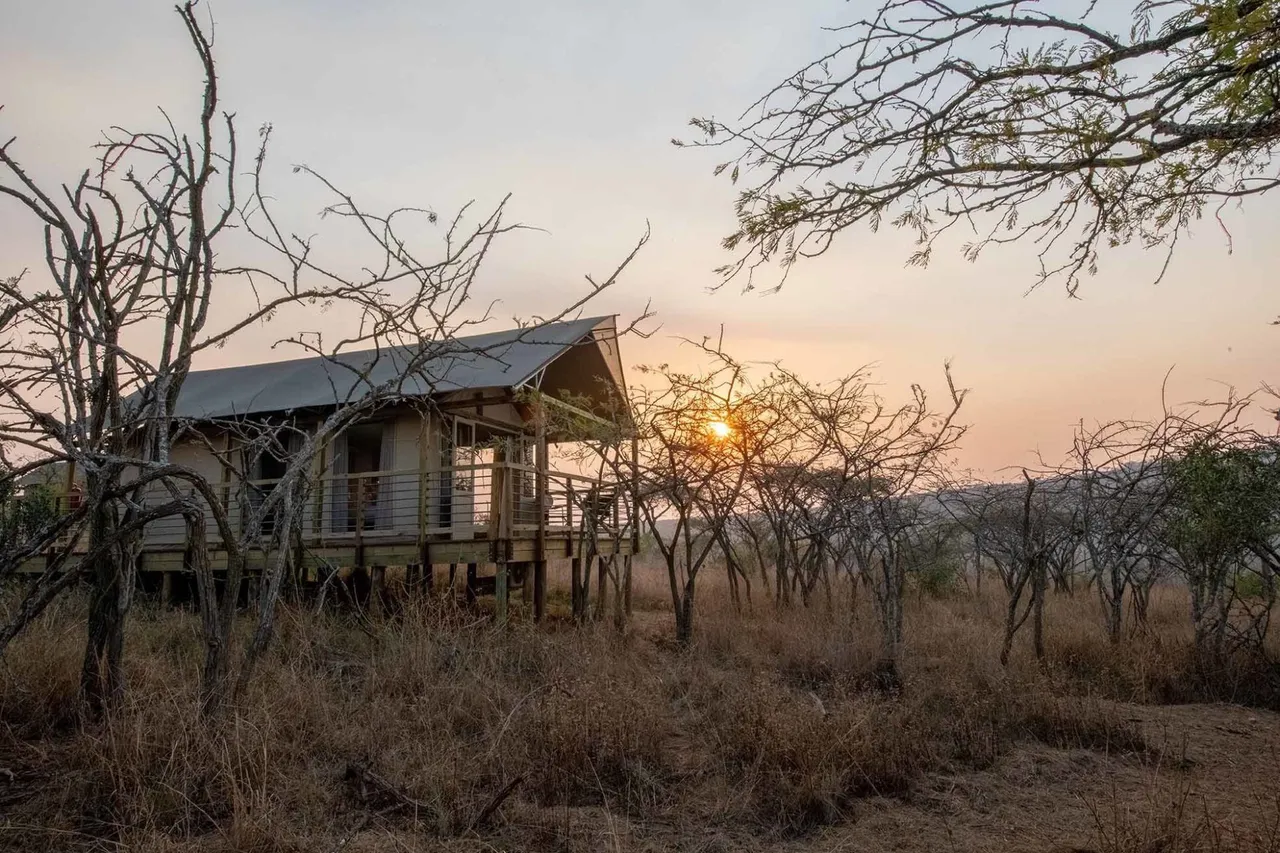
0,565,1278,851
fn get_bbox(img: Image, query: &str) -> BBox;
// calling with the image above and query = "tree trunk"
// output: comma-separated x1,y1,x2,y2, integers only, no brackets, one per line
674,577,695,648
236,498,303,701
80,496,134,716
873,553,905,687
186,508,233,717
594,555,610,621
1031,557,1046,663
613,558,627,632
999,593,1019,668
570,557,583,621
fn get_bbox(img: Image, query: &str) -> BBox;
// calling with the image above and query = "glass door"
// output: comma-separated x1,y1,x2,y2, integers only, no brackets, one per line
438,417,478,538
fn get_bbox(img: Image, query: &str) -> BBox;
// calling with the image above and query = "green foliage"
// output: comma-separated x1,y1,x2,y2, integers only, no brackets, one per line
912,558,961,598
0,480,59,544
691,0,1280,295
1163,440,1280,568
1233,569,1267,600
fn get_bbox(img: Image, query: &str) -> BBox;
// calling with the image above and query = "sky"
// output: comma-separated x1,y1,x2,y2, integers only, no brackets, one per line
1,0,1276,477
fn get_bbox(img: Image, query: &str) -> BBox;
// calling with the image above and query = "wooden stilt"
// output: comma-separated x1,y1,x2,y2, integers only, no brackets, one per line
533,559,547,622
465,563,478,604
495,562,509,625
160,572,174,607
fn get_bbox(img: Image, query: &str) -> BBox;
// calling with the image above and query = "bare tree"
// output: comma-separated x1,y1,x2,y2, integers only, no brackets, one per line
629,337,759,646
682,1,1280,296
0,3,644,714
787,365,967,682
1068,419,1174,641
946,473,1079,665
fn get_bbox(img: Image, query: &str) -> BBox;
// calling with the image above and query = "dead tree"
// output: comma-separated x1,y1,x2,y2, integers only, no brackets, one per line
947,472,1078,666
0,2,645,715
1068,418,1174,641
628,337,761,647
787,365,967,681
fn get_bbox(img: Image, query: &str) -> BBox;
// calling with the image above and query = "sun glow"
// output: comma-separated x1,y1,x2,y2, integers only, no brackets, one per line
708,420,733,439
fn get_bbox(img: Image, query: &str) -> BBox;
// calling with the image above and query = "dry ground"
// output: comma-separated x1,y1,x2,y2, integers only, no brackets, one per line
2,565,1279,852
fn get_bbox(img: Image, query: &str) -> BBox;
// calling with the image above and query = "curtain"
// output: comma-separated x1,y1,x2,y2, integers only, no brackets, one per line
329,431,348,532
375,422,396,530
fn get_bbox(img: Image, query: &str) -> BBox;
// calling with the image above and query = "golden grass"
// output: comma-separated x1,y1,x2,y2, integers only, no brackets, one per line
0,565,1278,851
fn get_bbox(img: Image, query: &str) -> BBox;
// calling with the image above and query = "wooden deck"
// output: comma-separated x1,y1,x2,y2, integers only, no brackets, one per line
18,461,638,605
92,530,638,579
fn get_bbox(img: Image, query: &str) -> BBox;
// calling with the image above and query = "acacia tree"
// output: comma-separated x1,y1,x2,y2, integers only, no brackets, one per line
683,1,1280,295
0,3,642,714
725,368,835,608
788,365,967,680
947,473,1079,665
1159,428,1280,664
1068,419,1174,640
629,339,761,646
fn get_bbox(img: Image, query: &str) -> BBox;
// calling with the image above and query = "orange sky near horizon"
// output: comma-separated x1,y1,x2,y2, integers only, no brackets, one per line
1,0,1275,478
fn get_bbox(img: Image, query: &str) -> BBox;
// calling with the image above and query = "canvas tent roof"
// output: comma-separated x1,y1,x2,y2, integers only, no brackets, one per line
170,316,622,420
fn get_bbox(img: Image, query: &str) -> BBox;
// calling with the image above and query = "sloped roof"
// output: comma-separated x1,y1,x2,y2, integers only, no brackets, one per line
171,316,615,419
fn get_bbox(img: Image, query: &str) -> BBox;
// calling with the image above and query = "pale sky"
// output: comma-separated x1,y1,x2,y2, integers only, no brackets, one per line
1,0,1275,476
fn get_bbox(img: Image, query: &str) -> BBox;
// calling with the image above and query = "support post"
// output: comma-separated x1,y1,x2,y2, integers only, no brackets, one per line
495,436,513,626
465,562,478,604
534,409,548,622
353,474,366,568
160,571,175,607
312,437,327,544
630,432,640,554
533,559,547,622
495,562,509,625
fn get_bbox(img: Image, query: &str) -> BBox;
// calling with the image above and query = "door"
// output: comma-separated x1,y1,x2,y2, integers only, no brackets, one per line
438,417,477,539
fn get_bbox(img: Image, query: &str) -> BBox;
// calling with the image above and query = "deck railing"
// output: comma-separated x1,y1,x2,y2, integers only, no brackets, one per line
124,461,632,549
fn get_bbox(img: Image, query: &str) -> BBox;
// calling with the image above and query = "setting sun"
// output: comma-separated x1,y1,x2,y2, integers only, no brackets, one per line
707,420,732,439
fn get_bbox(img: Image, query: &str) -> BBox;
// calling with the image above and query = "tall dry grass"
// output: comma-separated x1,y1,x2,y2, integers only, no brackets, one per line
0,562,1277,851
